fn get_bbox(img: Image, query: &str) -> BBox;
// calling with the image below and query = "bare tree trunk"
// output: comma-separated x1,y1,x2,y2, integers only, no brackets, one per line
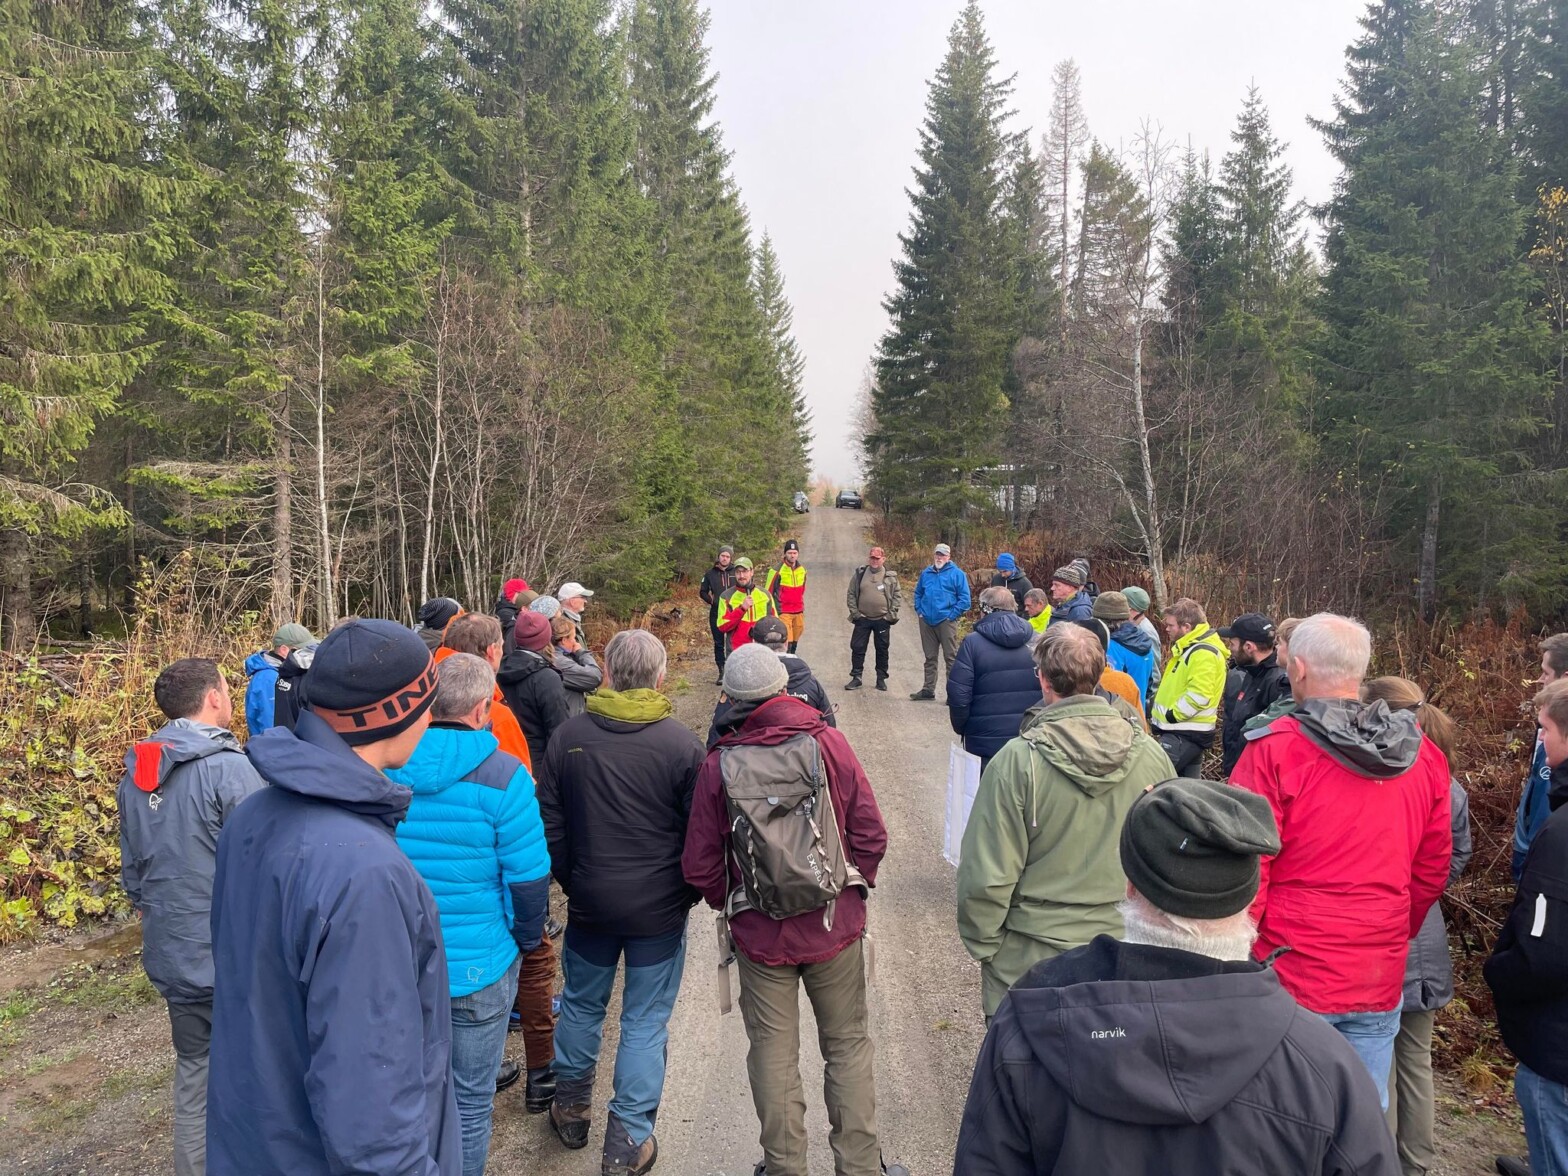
419,300,446,604
1418,475,1439,620
123,432,137,609
78,552,93,638
313,250,336,628
0,527,34,653
1129,313,1168,610
271,385,294,626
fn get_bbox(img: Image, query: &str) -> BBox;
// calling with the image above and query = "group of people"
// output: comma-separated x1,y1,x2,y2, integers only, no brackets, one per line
111,531,1568,1176
118,564,907,1176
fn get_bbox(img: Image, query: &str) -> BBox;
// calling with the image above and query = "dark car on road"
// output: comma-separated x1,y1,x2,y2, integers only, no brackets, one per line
793,491,810,513
835,489,863,509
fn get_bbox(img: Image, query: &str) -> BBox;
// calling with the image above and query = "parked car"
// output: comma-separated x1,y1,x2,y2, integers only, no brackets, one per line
793,491,810,513
835,489,863,509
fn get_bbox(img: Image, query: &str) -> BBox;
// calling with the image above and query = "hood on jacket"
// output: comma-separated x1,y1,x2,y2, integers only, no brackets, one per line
277,644,315,679
123,718,243,792
385,722,500,795
496,647,553,686
244,710,412,826
244,650,282,677
1009,936,1297,1126
716,693,826,748
1020,694,1144,797
1292,697,1423,779
1550,760,1568,814
587,688,673,725
975,610,1034,649
1108,620,1153,657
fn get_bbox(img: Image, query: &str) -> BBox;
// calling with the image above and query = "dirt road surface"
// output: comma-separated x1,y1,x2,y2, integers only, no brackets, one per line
0,503,1525,1174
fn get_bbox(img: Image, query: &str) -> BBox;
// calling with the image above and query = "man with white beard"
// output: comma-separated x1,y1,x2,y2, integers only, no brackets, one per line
954,779,1398,1176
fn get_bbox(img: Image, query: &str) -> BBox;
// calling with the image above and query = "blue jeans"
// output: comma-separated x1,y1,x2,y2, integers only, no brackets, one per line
450,957,521,1176
1319,1008,1401,1111
554,926,687,1145
1518,1063,1568,1176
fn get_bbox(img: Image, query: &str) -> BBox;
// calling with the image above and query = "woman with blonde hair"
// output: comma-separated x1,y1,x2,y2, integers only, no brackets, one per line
1361,675,1472,1176
551,614,602,717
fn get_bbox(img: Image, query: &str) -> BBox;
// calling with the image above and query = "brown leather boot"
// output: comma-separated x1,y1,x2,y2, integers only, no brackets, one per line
602,1113,658,1174
549,1100,591,1150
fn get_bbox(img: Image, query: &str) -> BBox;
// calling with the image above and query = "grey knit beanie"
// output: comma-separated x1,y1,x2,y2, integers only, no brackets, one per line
722,643,789,702
530,595,562,620
1120,779,1281,919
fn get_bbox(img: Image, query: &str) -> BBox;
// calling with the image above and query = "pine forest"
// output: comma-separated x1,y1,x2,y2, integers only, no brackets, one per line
0,0,811,648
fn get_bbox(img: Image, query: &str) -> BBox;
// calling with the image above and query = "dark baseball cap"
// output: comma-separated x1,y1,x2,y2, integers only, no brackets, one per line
1218,613,1276,645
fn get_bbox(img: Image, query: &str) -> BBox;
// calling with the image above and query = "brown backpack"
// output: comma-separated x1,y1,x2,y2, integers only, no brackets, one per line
719,733,867,928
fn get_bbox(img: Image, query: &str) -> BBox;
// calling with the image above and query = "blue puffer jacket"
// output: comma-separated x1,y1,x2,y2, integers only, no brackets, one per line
1106,621,1156,700
243,649,281,733
915,561,972,625
947,612,1041,761
388,723,550,999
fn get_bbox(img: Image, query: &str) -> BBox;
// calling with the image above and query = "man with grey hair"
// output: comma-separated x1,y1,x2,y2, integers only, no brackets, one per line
388,651,552,1176
1231,612,1452,1110
956,778,1398,1175
535,628,704,1174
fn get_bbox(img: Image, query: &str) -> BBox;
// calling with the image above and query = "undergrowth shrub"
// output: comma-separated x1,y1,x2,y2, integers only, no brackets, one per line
1,556,260,943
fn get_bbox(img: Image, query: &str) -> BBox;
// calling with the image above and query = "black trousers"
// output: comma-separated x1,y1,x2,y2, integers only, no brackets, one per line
709,609,726,671
849,617,891,679
1155,728,1212,778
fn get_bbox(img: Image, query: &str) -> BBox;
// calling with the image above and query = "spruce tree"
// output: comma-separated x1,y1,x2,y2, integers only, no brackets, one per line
753,234,812,476
1318,0,1554,614
0,0,170,648
868,1,1018,520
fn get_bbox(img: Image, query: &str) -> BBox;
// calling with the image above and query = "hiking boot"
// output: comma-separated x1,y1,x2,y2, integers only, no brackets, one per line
495,1059,521,1092
602,1114,658,1175
752,1164,767,1176
876,676,887,691
1496,1158,1532,1176
883,1164,911,1176
545,916,564,940
909,687,935,700
845,677,862,690
524,1064,556,1114
550,1101,591,1150
715,674,724,685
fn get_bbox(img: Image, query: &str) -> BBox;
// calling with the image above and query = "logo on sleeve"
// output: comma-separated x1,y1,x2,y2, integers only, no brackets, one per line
1090,1027,1127,1040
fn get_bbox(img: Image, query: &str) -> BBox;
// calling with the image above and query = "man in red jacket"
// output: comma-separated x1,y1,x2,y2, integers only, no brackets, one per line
682,644,902,1176
1230,612,1451,1112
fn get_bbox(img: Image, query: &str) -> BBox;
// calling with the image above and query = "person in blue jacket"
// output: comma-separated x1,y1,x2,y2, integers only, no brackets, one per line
1515,633,1568,879
947,587,1042,774
1044,559,1094,626
208,619,459,1176
911,542,971,701
1091,591,1155,700
388,653,550,1176
242,621,313,733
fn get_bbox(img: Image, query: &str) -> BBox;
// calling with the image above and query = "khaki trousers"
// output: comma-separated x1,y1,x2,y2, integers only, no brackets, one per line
1385,1008,1437,1175
919,619,960,692
735,939,880,1176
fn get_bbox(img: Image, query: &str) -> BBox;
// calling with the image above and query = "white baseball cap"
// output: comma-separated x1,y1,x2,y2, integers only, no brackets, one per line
557,581,594,600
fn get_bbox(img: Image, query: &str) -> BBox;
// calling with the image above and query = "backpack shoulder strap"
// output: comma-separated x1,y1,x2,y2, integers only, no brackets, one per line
461,748,524,791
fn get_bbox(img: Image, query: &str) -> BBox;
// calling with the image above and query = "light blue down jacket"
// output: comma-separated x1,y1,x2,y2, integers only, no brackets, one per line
388,723,551,998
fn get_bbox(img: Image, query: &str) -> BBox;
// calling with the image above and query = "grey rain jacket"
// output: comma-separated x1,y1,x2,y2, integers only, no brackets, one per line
1403,777,1473,1011
554,646,603,718
117,719,266,1003
955,936,1397,1175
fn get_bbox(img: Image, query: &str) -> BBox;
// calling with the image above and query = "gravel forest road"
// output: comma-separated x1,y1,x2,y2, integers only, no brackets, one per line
487,501,986,1176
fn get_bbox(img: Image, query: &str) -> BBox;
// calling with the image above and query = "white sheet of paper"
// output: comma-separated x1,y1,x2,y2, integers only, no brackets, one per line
943,743,983,868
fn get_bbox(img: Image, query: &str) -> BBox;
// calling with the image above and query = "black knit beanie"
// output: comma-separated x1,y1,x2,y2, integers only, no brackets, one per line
305,619,436,746
416,597,463,631
1119,779,1281,919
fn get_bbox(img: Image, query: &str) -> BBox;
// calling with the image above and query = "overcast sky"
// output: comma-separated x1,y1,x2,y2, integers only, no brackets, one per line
705,0,1372,482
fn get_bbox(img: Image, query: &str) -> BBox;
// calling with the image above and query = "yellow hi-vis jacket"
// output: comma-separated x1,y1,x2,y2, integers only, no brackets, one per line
1150,622,1227,732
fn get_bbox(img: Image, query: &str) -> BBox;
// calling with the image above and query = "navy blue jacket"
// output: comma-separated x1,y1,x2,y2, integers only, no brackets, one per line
208,711,460,1176
947,612,1041,761
1046,590,1094,626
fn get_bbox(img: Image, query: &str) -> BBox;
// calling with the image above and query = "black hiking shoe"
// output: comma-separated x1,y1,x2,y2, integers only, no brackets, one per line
525,1065,556,1114
845,677,862,690
545,916,564,940
909,688,935,700
602,1115,658,1175
876,677,887,691
1496,1158,1531,1176
495,1059,521,1092
550,1101,592,1149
